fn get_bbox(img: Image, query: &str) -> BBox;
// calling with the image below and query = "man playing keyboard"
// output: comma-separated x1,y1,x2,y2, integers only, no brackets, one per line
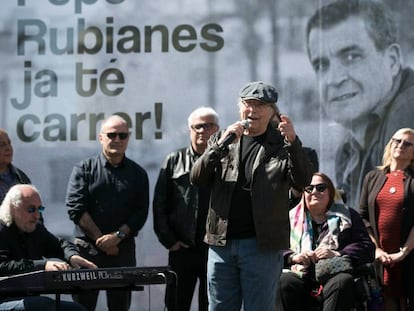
0,184,97,311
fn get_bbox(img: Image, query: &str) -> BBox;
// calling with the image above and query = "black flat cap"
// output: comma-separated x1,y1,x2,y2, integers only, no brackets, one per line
239,81,278,103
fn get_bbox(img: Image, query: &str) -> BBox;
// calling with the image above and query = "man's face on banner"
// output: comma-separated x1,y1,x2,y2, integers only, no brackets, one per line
308,16,400,125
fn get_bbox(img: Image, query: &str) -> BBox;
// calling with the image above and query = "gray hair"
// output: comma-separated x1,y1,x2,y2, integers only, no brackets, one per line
187,107,219,128
0,184,40,227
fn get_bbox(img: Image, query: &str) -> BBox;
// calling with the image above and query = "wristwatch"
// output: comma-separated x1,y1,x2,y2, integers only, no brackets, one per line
115,230,126,239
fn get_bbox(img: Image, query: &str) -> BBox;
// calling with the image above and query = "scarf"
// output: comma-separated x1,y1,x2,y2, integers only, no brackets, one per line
289,190,352,276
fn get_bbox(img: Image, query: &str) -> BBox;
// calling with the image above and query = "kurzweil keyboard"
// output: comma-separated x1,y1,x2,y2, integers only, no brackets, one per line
0,266,176,294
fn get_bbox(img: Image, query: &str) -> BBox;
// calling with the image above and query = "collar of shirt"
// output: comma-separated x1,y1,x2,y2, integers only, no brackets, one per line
100,152,126,168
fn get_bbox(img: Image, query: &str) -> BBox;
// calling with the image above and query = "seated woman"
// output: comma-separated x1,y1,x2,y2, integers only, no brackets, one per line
276,172,375,311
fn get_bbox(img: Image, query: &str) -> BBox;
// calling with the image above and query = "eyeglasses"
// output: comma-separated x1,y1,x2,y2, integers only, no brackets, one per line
391,138,414,148
304,183,328,193
26,205,45,214
241,99,272,109
191,123,217,131
103,132,129,140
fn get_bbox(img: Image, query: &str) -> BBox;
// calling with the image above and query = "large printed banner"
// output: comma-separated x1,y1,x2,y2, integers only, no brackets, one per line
2,0,414,308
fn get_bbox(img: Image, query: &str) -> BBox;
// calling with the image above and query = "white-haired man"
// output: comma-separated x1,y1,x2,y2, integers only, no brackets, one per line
153,106,219,311
0,184,96,311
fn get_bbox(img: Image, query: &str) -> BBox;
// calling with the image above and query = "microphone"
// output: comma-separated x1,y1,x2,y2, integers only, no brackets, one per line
219,120,250,150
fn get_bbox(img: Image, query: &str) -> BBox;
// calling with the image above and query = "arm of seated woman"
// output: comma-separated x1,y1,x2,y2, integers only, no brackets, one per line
290,251,317,266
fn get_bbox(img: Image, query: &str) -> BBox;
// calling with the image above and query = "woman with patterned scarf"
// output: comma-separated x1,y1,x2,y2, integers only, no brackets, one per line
276,172,375,311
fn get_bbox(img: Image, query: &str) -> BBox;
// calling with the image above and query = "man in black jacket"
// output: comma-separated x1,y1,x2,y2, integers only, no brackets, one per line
0,184,97,311
190,81,314,311
66,115,149,311
153,106,219,311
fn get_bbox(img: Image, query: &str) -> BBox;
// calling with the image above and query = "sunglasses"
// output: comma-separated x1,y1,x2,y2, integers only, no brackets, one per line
26,205,45,214
191,123,217,131
103,132,129,140
391,138,414,148
304,183,328,194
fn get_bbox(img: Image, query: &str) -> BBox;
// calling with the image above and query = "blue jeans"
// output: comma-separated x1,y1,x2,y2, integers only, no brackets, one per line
0,296,86,311
207,238,283,311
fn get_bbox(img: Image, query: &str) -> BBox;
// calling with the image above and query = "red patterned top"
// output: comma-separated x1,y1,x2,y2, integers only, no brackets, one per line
376,170,405,297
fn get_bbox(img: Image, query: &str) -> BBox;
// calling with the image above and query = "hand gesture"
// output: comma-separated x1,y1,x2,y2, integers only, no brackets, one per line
278,114,297,143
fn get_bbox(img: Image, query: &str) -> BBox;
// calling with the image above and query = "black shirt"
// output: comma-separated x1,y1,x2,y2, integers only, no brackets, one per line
66,153,149,239
227,134,265,239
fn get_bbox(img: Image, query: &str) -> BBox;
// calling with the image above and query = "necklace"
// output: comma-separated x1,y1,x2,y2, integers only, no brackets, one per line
388,170,403,194
393,171,402,177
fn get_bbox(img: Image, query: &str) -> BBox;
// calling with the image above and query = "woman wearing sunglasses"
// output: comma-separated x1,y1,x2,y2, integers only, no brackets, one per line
276,172,375,311
359,128,414,311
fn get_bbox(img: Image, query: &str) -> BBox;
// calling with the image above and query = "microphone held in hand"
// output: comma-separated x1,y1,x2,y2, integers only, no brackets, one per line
219,120,250,150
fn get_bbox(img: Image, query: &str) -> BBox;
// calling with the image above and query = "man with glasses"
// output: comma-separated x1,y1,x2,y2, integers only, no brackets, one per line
66,115,149,311
153,106,219,311
0,184,97,311
190,81,314,311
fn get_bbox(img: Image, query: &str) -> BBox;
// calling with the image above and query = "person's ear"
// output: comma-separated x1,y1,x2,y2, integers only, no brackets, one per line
98,133,104,145
386,43,402,78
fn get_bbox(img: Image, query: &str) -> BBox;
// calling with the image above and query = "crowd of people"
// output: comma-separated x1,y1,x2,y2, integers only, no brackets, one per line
1,0,414,310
